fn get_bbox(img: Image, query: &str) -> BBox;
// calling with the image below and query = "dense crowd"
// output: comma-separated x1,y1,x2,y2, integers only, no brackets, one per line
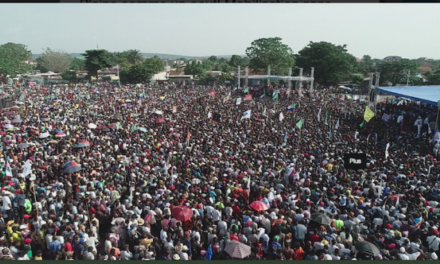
0,83,440,260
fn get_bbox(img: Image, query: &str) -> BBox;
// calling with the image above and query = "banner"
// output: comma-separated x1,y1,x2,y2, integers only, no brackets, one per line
22,160,32,177
245,94,252,101
343,153,367,170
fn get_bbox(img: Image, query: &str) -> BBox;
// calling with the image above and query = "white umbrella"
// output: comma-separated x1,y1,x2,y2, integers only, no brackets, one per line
88,123,97,129
39,132,50,139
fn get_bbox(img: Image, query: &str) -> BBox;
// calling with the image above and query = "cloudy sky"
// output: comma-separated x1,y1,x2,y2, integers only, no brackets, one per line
1,4,439,59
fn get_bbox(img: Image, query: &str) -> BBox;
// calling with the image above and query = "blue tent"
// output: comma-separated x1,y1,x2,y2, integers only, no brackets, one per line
377,86,440,106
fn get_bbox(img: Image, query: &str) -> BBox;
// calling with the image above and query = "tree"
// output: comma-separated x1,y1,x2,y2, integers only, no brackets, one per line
61,71,77,83
351,74,364,85
71,57,86,71
426,70,440,85
296,41,357,85
38,48,71,73
208,56,218,64
124,49,144,65
0,42,32,77
355,55,375,75
229,55,242,68
378,59,420,86
245,37,295,75
82,50,113,80
124,57,164,83
35,57,48,72
185,60,206,79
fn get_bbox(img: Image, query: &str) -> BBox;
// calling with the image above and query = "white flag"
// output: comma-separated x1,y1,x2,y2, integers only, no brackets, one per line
247,175,251,189
279,112,284,122
5,162,13,177
207,112,212,119
385,143,390,159
317,108,321,122
335,119,339,130
241,110,251,120
22,160,32,177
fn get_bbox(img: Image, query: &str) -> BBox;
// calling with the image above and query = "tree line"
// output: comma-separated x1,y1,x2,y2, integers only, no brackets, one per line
1,40,440,86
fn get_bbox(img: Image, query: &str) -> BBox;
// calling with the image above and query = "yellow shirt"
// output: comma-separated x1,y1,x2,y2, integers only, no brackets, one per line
327,164,333,171
11,231,23,246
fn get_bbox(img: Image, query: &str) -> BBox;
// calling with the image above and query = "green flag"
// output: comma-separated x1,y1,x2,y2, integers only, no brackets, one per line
243,88,249,93
273,91,279,101
296,119,304,130
359,123,364,128
132,124,137,132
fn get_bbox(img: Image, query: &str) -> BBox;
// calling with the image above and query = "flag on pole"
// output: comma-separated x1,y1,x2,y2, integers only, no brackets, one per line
335,119,339,130
241,110,251,120
131,124,137,133
286,104,296,112
22,160,32,177
272,91,279,101
296,119,304,130
243,88,249,94
187,130,191,140
259,93,265,99
263,107,267,117
414,217,423,229
279,112,284,121
364,106,375,122
385,143,390,159
283,132,288,146
5,162,13,177
317,108,321,122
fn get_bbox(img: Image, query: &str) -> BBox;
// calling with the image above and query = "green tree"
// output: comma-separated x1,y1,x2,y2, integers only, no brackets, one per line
39,48,71,73
61,71,78,83
125,57,164,83
426,70,440,85
71,57,86,71
351,74,364,85
35,57,48,72
82,49,113,80
229,55,242,68
0,43,32,77
185,60,206,79
245,37,295,75
355,55,375,75
124,49,144,65
201,60,213,71
296,41,357,85
208,56,218,64
378,59,420,86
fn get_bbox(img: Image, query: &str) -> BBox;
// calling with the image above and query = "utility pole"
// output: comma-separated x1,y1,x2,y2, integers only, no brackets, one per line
267,65,271,87
245,67,249,88
406,70,410,86
237,66,241,89
287,68,292,97
298,68,303,100
310,67,315,92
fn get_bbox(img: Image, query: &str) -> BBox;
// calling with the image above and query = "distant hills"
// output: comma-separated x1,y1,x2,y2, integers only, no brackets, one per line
31,53,233,61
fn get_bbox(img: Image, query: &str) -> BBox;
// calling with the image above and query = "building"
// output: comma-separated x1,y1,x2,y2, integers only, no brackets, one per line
383,56,402,63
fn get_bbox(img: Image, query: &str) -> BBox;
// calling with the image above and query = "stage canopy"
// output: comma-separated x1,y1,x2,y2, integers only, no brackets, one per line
246,75,314,81
377,86,440,106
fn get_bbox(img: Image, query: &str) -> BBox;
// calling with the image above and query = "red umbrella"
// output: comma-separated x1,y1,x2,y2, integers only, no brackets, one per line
171,206,193,221
97,125,108,130
250,201,269,211
155,118,165,123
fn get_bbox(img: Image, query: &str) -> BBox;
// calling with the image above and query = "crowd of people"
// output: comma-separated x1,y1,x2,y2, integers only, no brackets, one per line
0,82,440,261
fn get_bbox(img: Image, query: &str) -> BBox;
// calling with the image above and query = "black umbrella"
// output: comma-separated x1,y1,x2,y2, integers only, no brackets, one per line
355,241,380,257
310,213,332,226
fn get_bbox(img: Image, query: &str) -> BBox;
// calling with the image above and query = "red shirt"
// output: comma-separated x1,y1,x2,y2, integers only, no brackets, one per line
65,242,73,252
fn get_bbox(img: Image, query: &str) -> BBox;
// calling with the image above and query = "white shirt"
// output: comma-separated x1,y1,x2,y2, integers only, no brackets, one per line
427,235,440,251
212,209,221,222
2,196,11,210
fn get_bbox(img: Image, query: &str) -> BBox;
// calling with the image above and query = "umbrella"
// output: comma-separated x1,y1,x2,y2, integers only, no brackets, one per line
310,213,332,226
155,118,165,123
0,131,6,135
88,124,97,129
63,161,80,168
39,132,50,139
75,141,91,148
17,143,29,149
2,120,10,124
138,127,148,133
171,206,193,222
64,165,81,174
11,119,22,123
48,140,59,144
97,125,108,130
355,241,380,257
250,201,270,211
55,133,66,138
54,129,64,134
109,123,122,130
3,124,13,129
224,240,251,259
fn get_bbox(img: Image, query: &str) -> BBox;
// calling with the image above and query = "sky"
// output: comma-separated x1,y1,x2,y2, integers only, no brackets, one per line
1,4,439,59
